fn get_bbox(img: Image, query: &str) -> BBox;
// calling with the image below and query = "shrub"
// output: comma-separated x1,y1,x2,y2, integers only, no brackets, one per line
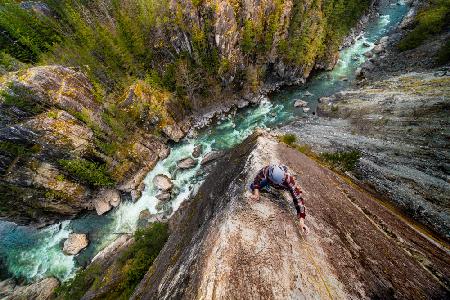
437,39,450,64
280,134,297,146
320,150,361,172
58,159,114,187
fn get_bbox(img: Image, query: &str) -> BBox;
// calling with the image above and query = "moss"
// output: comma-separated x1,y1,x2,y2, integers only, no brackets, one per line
58,158,115,187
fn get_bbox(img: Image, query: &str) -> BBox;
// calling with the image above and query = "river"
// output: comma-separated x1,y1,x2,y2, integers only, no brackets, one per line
0,1,408,283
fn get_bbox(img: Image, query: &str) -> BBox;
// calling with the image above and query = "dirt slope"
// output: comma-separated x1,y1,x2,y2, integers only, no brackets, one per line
131,133,450,299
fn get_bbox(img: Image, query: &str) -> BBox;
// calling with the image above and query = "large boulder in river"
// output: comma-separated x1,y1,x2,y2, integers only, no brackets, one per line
294,99,308,107
63,233,89,255
153,174,173,191
177,157,197,169
156,192,171,201
162,124,185,142
192,144,203,158
92,189,121,215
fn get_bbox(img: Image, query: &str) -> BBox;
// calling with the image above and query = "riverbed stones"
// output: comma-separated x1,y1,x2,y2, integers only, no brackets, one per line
201,151,224,166
156,192,171,201
162,124,185,142
63,233,88,255
192,144,203,158
177,157,197,169
304,91,313,97
363,41,371,47
294,99,308,108
153,174,173,191
93,189,121,215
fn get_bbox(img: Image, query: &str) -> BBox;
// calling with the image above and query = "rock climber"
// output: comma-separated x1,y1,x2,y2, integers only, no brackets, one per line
250,164,309,234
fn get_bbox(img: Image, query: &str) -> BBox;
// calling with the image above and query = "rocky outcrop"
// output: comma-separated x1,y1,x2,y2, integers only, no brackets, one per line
200,151,224,166
63,233,89,255
1,277,59,300
131,134,450,299
162,124,185,142
283,71,450,240
0,66,171,225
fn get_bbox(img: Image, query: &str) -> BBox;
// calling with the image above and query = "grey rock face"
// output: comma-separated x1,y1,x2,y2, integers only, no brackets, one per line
285,71,450,239
200,151,224,166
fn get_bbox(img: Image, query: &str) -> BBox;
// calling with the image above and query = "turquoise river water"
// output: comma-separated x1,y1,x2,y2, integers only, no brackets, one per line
0,2,408,283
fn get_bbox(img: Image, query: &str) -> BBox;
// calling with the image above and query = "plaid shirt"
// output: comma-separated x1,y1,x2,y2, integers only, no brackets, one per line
250,165,306,218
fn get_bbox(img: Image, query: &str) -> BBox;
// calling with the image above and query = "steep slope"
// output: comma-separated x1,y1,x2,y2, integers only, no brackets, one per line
131,133,450,299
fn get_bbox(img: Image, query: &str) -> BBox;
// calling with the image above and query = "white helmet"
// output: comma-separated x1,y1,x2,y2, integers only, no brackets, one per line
269,165,286,185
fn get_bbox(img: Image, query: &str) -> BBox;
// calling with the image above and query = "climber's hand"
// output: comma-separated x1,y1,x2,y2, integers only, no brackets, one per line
250,189,260,201
299,217,309,235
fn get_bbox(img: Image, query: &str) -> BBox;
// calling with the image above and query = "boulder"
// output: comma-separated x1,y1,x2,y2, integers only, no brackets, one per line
177,157,197,169
93,198,111,216
372,44,384,54
363,41,371,47
6,277,59,300
192,144,203,158
303,107,310,113
63,233,88,255
294,99,308,108
152,174,173,191
304,91,313,97
201,151,224,166
93,189,121,215
237,100,249,109
363,51,373,58
156,192,171,201
162,124,185,142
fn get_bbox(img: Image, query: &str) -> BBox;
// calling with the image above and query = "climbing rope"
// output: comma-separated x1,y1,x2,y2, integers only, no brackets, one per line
296,222,334,300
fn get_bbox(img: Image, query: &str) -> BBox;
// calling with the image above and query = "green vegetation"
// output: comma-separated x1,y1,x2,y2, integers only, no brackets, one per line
56,222,169,300
0,0,61,64
437,39,450,64
282,0,370,68
58,159,114,187
279,135,361,172
1,83,46,115
279,133,297,146
398,0,450,57
320,150,361,172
